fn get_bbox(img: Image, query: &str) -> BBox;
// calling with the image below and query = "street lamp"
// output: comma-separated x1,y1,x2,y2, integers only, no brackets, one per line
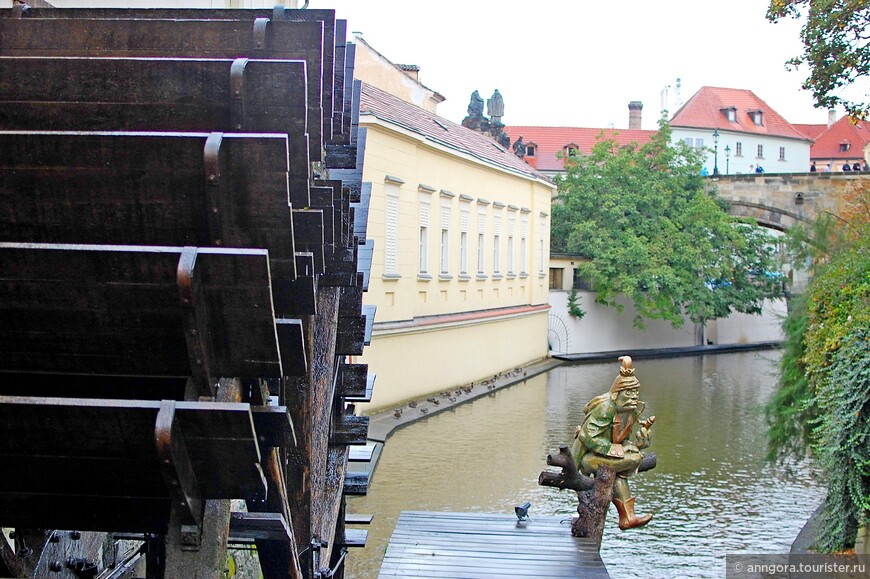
712,129,720,176
724,145,731,175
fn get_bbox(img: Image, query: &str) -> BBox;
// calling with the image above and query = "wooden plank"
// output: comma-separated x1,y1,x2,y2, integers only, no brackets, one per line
291,208,325,274
338,528,366,548
363,304,376,345
0,494,171,534
335,315,366,356
250,405,293,448
229,512,292,543
342,472,368,496
0,130,297,288
358,239,374,291
348,444,375,462
0,243,283,380
379,512,609,579
0,396,266,498
1,6,346,144
276,318,307,377
344,513,373,525
332,414,368,446
0,56,311,205
338,363,370,402
0,17,329,158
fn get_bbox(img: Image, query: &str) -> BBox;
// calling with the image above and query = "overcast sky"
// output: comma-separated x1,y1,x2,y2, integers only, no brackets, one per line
318,0,832,130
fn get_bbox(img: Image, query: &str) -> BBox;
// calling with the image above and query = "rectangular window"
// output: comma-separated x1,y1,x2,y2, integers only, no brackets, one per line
507,235,514,274
419,226,428,273
459,207,469,275
477,208,487,275
779,146,786,161
735,142,743,156
683,137,693,147
757,144,764,158
440,199,451,275
418,195,430,274
507,214,516,274
694,138,704,148
520,214,528,275
526,145,536,157
573,270,594,290
384,183,399,275
440,229,449,274
477,233,485,274
493,213,502,275
549,268,563,290
460,232,468,274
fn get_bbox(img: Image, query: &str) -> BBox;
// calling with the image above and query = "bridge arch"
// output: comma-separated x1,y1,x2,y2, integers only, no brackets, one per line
707,172,865,231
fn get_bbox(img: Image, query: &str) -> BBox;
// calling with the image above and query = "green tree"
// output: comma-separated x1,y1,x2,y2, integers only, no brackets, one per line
552,120,784,330
766,184,870,551
767,0,870,119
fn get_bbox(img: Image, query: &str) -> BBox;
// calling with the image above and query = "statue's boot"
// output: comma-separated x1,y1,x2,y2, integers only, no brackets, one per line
613,497,652,530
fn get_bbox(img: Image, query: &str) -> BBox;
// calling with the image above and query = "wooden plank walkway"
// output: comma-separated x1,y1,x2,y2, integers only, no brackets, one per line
379,511,609,578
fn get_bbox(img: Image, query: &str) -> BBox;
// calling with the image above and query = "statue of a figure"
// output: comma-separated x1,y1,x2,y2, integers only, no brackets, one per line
487,89,504,125
467,90,485,119
571,356,655,530
512,135,525,158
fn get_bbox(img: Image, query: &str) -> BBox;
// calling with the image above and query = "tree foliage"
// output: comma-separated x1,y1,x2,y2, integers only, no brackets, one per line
766,182,870,551
551,120,784,329
767,0,870,119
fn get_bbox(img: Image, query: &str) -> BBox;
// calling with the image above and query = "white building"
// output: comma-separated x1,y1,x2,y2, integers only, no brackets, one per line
670,86,813,175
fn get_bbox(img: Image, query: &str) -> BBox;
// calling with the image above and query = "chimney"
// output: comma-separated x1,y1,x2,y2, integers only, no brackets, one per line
828,109,837,127
628,101,643,130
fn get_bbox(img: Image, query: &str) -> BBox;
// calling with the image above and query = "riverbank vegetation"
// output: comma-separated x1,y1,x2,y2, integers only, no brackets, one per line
766,184,870,551
551,120,784,330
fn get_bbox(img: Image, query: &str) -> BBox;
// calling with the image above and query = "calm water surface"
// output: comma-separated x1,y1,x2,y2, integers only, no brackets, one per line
346,352,824,578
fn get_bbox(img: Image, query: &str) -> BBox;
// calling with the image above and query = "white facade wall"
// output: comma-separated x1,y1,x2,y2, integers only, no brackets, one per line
672,127,812,175
547,256,786,354
548,289,785,354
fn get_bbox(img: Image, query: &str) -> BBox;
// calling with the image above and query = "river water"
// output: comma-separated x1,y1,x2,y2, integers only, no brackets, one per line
346,351,825,578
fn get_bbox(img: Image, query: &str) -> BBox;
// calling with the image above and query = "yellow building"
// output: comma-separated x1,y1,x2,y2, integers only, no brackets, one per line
354,81,555,411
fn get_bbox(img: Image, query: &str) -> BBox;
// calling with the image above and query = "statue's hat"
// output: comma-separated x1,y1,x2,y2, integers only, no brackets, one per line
610,355,640,393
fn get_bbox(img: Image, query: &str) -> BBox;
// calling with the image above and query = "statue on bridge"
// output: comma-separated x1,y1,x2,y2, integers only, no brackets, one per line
539,356,657,544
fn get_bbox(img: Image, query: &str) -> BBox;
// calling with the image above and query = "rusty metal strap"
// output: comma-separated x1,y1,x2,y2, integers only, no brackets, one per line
229,58,249,132
176,247,216,398
155,400,203,546
203,133,225,248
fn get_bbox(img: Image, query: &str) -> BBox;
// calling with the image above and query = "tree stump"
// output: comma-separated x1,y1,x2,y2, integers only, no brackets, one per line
539,446,657,548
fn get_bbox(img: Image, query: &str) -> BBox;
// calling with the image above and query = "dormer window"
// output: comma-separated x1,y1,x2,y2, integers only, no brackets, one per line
748,109,764,126
563,143,579,157
526,143,537,157
840,141,851,152
721,107,737,122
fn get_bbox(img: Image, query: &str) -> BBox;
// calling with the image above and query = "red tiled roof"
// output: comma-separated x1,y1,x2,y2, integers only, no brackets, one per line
359,82,551,183
793,123,828,140
502,126,656,172
806,116,870,162
670,86,810,141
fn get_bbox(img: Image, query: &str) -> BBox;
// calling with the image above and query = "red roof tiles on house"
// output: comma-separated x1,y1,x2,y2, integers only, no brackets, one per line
359,82,551,182
670,86,811,141
502,126,656,172
793,123,828,140
804,115,870,162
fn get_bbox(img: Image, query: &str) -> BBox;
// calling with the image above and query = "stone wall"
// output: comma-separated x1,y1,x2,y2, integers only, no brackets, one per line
710,172,867,231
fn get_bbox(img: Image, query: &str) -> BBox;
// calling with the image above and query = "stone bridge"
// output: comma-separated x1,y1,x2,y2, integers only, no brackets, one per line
707,172,867,231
